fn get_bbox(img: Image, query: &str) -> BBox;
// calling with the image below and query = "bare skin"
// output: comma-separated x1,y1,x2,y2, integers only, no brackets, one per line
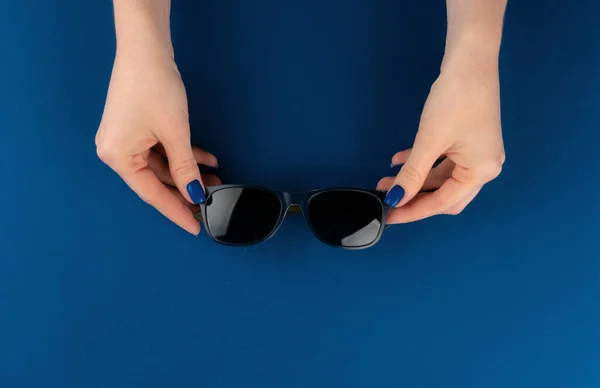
96,0,507,234
379,0,507,223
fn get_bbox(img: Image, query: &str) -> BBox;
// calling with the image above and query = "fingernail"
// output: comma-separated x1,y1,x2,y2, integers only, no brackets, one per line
384,185,405,207
390,163,397,168
186,180,206,204
214,163,219,169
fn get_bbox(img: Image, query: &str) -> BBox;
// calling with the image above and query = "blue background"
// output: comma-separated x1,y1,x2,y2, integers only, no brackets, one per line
1,1,599,387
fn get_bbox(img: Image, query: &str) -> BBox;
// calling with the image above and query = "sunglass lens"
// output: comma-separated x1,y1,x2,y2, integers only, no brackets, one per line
307,191,383,248
205,188,282,245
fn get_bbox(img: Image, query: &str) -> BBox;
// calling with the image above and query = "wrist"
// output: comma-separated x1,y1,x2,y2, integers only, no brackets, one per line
112,0,174,62
441,27,501,79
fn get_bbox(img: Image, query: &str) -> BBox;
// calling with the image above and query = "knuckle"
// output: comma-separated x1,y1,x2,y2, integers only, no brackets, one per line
94,124,106,147
400,164,424,186
128,153,148,171
447,207,463,216
96,143,116,165
478,160,503,182
95,126,121,165
172,158,198,177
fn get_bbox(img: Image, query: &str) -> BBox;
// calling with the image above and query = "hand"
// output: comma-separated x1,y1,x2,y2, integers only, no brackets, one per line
95,50,219,235
378,64,505,223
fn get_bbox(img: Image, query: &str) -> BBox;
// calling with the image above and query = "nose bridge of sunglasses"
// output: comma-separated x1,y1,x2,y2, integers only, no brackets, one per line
286,203,303,215
283,191,307,216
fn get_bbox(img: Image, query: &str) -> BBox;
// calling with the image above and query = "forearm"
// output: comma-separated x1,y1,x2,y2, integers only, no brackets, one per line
442,0,507,74
112,0,173,59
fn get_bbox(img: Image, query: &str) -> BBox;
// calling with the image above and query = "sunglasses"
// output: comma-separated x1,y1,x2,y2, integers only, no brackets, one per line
193,185,391,249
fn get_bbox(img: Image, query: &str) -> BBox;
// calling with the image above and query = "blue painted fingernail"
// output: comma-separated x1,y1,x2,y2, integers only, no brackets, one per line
186,180,206,204
384,185,405,207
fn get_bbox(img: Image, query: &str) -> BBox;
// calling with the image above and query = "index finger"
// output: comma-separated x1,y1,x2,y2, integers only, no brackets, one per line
121,166,201,235
386,177,479,224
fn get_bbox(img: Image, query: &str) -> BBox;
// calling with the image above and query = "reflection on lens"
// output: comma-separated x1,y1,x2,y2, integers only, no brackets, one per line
307,191,383,248
206,188,281,244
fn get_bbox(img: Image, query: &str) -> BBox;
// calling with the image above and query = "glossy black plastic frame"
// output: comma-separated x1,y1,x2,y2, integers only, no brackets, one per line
194,185,391,250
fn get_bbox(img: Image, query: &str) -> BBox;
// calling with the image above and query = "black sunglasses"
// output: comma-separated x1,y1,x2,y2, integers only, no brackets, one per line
193,185,392,249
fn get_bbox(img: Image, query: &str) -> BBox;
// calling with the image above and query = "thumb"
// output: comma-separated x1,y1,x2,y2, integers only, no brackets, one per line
163,135,206,205
385,139,442,208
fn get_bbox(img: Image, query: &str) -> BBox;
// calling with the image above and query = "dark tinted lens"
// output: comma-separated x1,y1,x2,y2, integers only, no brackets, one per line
307,191,383,248
205,188,281,244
